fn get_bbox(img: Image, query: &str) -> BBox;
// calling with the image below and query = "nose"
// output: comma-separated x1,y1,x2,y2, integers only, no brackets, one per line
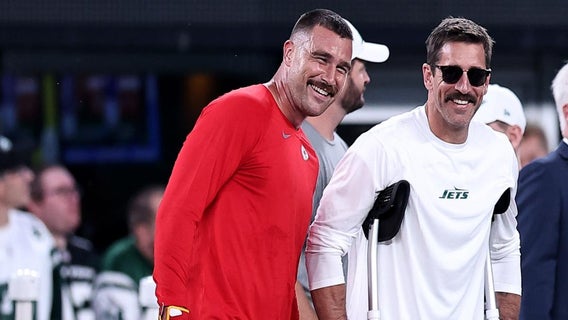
363,69,371,85
320,63,337,85
454,71,472,93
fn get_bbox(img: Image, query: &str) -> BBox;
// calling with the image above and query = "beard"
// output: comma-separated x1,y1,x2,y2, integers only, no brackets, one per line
340,78,365,114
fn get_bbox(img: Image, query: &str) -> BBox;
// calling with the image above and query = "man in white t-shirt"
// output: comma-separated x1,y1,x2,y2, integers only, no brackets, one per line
0,135,55,320
297,19,389,319
306,17,521,320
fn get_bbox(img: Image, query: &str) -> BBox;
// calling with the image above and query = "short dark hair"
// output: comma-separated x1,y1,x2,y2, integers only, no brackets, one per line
127,185,165,230
0,135,33,176
523,123,548,150
290,9,352,40
426,17,494,68
30,163,64,201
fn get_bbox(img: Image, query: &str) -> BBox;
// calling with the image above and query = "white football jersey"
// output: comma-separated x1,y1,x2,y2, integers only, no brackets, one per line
0,209,55,320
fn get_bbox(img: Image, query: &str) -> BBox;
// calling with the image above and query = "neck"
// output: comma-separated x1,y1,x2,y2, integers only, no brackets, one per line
53,233,67,250
265,71,304,128
0,206,8,226
305,103,347,141
425,103,468,144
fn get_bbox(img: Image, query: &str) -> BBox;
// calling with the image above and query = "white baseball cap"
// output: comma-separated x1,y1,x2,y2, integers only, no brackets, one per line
344,19,389,63
474,84,527,133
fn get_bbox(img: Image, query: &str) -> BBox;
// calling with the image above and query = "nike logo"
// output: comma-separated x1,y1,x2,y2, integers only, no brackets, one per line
282,132,291,139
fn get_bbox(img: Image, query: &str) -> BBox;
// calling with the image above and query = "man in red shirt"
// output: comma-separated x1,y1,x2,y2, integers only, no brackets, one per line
153,9,353,320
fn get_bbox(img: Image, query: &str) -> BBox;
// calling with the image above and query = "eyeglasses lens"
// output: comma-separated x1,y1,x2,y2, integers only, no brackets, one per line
437,65,489,87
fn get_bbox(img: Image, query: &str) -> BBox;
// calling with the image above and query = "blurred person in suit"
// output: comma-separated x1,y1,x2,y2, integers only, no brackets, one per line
28,164,99,320
516,61,568,320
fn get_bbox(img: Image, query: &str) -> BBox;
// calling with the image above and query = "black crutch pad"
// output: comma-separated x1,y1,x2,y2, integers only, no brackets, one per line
492,189,511,220
362,180,410,242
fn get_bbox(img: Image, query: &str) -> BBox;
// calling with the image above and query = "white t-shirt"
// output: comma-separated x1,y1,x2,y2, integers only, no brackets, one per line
306,105,521,320
0,209,55,320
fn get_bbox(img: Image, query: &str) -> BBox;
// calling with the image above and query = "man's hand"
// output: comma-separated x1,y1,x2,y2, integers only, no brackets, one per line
496,292,520,320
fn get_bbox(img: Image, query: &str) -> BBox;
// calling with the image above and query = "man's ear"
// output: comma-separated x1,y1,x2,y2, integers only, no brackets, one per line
507,125,524,151
283,40,294,67
484,74,491,94
562,104,568,137
422,63,434,90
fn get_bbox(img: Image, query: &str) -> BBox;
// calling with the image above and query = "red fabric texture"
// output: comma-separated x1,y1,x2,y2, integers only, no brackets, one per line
154,85,318,319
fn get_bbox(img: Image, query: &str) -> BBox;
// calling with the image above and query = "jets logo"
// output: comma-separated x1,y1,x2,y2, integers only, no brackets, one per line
438,187,469,199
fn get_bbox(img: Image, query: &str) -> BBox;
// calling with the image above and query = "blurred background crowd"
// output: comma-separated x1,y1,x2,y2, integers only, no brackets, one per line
0,0,566,253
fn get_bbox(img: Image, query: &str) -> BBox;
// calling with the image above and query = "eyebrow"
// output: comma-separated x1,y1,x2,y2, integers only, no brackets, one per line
311,50,352,71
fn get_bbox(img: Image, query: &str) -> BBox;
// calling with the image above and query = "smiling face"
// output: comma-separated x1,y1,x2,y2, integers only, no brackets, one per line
284,25,352,120
423,41,490,143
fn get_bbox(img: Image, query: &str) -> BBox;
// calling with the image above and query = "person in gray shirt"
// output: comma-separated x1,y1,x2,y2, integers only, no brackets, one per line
297,18,389,319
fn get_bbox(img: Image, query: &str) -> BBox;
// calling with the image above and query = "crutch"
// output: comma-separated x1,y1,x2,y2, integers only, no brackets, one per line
485,189,511,320
8,269,40,320
363,180,410,320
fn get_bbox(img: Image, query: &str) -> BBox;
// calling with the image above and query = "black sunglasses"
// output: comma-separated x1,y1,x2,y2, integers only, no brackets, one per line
432,65,491,87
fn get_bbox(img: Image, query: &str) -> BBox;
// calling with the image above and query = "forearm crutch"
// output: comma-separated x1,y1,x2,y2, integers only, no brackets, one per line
363,180,410,320
485,189,511,320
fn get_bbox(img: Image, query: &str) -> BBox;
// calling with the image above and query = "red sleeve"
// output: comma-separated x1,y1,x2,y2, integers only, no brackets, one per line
153,88,267,307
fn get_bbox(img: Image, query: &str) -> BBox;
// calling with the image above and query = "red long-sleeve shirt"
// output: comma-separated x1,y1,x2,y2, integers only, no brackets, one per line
154,84,318,319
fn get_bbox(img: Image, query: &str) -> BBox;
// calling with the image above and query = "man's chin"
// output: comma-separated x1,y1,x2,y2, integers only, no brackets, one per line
344,101,364,114
309,101,334,117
